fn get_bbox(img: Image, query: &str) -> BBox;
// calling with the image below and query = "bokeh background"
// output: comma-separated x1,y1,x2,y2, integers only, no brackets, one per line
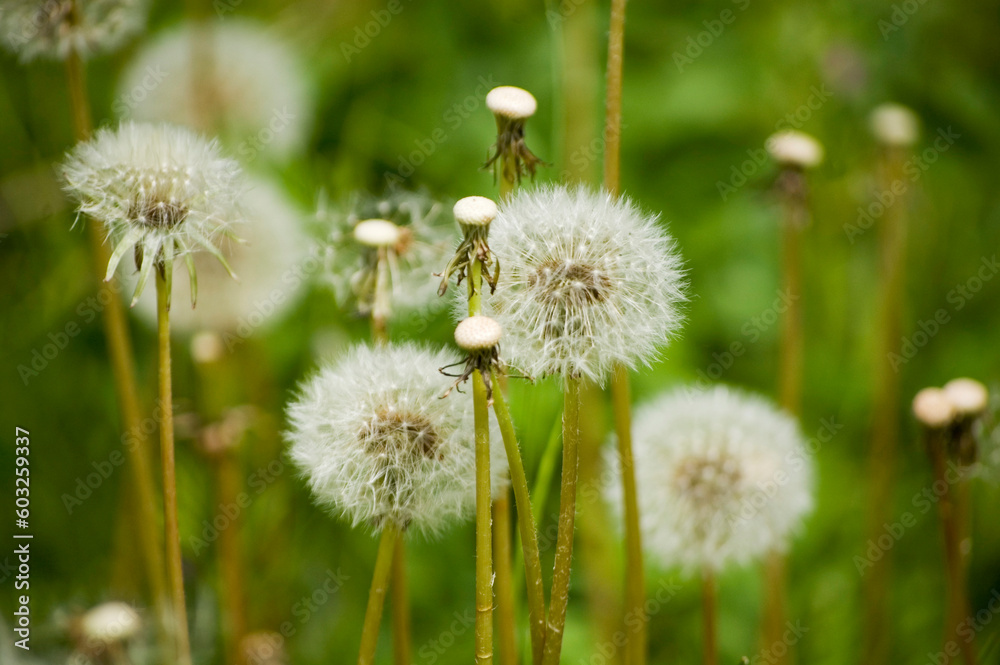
2,0,1000,663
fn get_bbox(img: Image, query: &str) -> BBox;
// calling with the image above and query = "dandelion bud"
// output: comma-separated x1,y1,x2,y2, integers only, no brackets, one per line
942,378,988,417
486,86,538,121
286,344,508,534
455,316,502,351
353,218,402,248
912,387,956,429
606,386,814,573
766,130,824,169
453,196,498,230
870,103,920,147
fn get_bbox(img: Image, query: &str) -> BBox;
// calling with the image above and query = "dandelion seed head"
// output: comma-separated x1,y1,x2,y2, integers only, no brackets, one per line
913,387,957,429
870,103,920,147
766,130,824,169
127,178,309,333
607,386,814,573
486,86,537,120
62,121,245,305
455,316,502,351
323,190,452,321
478,184,685,382
0,0,148,62
943,378,988,416
119,19,311,161
286,344,508,535
453,196,497,228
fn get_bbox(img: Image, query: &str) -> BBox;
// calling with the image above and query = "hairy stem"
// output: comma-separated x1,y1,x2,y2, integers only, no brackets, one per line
358,524,401,665
602,0,628,197
613,365,646,665
494,493,518,665
156,270,192,665
542,376,582,665
492,371,548,664
702,569,717,665
474,369,494,665
216,451,247,665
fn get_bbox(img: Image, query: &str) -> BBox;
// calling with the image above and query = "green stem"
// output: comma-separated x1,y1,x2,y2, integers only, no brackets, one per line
391,539,412,665
702,569,717,665
492,371,548,664
542,376,582,665
474,369,494,665
602,0,627,197
612,365,646,665
156,270,192,665
494,492,518,665
358,523,401,665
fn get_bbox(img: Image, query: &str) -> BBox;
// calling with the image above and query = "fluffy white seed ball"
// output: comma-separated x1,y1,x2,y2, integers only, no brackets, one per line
453,196,498,227
353,219,402,248
1,0,149,62
870,103,920,147
477,185,685,382
943,378,988,416
766,130,824,169
607,386,814,573
455,316,502,351
912,387,957,429
286,344,508,534
486,86,537,120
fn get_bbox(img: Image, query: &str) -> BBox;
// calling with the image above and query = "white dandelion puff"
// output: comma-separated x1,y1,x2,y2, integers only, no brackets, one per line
127,177,311,334
0,0,148,62
61,121,245,306
286,343,509,535
607,385,814,573
479,184,685,382
322,189,452,322
118,20,312,161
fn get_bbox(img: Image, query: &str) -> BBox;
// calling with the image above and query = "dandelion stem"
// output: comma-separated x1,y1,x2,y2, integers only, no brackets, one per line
863,145,909,665
927,431,976,665
391,540,412,665
603,0,649,662
359,523,401,665
702,569,718,665
542,376,582,665
64,32,168,654
216,449,247,665
492,370,547,665
156,268,192,665
494,493,518,665
612,364,647,665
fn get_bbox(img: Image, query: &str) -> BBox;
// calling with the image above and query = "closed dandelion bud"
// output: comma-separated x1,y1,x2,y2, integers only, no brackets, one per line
438,196,499,296
119,20,312,162
455,315,502,351
286,344,509,534
607,386,814,573
766,130,824,169
1,0,148,62
913,387,957,430
323,190,451,322
61,121,245,307
443,316,504,404
479,184,685,382
453,195,498,232
484,86,544,183
870,103,920,148
127,178,310,333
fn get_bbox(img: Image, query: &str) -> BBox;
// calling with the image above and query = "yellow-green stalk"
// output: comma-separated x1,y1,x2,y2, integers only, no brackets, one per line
358,524,401,665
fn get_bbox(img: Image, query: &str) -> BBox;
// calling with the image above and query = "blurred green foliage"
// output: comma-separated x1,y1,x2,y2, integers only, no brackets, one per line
2,0,1000,663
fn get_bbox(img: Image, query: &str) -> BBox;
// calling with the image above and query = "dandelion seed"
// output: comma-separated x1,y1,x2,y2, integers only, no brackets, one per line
286,343,508,534
119,20,312,161
480,184,685,382
61,121,245,307
607,386,814,573
0,0,148,62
